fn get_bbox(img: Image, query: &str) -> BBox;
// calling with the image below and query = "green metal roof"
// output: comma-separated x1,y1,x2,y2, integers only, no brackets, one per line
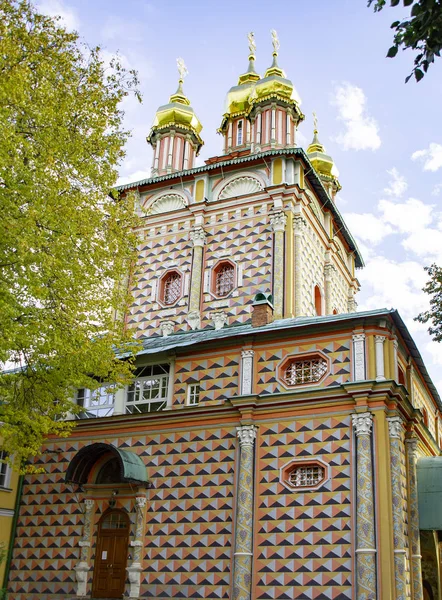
115,147,364,268
128,308,441,409
418,457,442,530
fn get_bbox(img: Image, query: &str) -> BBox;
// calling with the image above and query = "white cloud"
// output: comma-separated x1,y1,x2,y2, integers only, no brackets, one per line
378,198,433,234
425,342,442,367
343,212,393,245
384,168,408,198
402,228,442,263
412,143,442,172
331,82,381,151
432,183,442,196
37,0,79,30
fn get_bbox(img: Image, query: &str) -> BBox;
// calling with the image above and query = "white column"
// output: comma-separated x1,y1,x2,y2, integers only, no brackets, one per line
392,338,399,382
240,350,254,395
113,388,125,415
227,123,233,149
352,333,366,381
271,106,276,144
286,113,291,145
166,134,174,172
375,335,386,381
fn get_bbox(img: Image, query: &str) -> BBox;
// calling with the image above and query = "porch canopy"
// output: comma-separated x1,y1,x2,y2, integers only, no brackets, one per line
65,442,148,486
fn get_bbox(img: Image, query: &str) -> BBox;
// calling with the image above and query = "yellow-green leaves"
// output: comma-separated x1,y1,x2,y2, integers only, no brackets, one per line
0,0,142,470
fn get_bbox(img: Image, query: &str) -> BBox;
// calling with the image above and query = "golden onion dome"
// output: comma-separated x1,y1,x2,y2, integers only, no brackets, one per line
250,49,302,108
147,65,203,152
307,115,341,190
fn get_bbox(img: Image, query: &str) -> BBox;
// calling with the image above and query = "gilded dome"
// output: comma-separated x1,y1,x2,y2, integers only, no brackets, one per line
220,55,260,128
251,53,302,107
307,121,341,191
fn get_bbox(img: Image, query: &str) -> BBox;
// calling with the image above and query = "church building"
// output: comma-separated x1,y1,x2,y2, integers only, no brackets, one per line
6,32,442,600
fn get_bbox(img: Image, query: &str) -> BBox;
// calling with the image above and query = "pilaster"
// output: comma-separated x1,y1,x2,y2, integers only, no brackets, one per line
74,498,94,597
293,215,306,317
127,495,147,600
406,437,423,600
240,350,254,395
387,417,409,600
188,225,206,328
375,335,386,381
233,425,257,600
352,412,377,599
270,211,287,320
352,333,366,381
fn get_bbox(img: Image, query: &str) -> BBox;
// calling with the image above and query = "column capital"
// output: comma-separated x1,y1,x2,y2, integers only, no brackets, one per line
84,499,94,512
270,211,287,232
190,226,207,247
374,334,386,344
135,496,147,509
237,424,257,447
352,333,366,342
324,263,336,279
241,349,255,359
387,416,404,439
210,310,227,330
293,215,306,234
405,436,420,458
352,412,373,437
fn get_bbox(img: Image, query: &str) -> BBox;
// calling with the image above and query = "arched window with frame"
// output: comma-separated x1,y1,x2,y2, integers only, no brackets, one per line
213,261,235,297
161,271,182,305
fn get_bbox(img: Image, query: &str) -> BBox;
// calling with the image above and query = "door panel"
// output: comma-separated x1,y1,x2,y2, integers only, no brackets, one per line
92,512,129,599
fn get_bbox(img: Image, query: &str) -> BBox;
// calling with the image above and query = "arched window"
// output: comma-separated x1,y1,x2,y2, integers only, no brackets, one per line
314,285,322,316
237,120,243,146
283,354,328,386
160,271,182,305
95,457,122,484
213,261,235,297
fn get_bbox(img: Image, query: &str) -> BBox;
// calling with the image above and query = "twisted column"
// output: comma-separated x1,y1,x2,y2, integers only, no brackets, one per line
270,211,287,320
352,412,377,600
233,425,257,600
74,498,94,597
387,417,408,600
188,226,206,329
406,438,423,600
293,215,306,317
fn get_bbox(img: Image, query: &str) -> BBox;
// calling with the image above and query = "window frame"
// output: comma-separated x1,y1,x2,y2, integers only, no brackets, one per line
125,364,170,415
158,269,183,308
278,351,330,389
280,458,330,492
187,383,201,406
211,259,236,299
236,119,244,146
0,450,12,489
76,385,115,419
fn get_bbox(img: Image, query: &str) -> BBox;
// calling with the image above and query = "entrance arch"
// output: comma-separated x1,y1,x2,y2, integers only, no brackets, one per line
92,510,130,599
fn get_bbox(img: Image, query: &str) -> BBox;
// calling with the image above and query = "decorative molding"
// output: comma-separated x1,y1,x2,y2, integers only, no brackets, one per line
159,320,175,337
352,412,373,437
218,175,263,201
387,416,403,439
147,193,187,215
187,310,200,330
293,215,306,234
210,310,227,330
135,496,147,508
324,263,336,279
237,424,257,447
270,211,287,232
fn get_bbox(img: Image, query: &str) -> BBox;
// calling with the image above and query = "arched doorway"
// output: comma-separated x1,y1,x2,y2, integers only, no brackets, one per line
92,509,130,599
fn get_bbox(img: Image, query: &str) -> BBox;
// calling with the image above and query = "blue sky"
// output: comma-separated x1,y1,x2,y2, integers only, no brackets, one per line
38,0,442,390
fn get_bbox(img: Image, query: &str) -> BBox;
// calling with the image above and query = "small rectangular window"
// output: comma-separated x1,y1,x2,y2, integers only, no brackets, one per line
237,120,243,146
187,383,200,406
0,451,11,488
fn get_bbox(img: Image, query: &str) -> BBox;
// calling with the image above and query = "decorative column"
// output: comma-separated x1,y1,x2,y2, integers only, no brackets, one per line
74,498,94,597
352,412,377,600
233,425,257,600
270,211,287,320
324,263,336,315
240,350,254,395
387,417,408,600
392,338,399,382
352,333,366,381
188,225,206,330
406,438,423,600
127,495,147,600
375,335,386,381
293,215,306,317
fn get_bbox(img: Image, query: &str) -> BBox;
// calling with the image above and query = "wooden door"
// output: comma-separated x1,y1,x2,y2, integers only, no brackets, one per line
92,511,129,599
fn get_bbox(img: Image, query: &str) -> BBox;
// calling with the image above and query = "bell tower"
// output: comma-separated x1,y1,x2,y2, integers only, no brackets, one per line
147,58,203,176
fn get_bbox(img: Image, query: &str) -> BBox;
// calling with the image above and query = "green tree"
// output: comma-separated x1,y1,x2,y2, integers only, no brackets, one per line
369,0,442,82
416,264,442,342
0,0,141,469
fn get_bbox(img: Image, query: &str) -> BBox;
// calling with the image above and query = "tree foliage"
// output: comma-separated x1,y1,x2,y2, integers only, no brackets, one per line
0,0,141,469
369,0,442,82
416,264,442,342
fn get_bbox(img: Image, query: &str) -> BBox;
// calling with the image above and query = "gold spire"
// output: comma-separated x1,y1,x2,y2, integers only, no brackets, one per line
169,57,190,105
265,29,285,78
238,32,260,85
307,111,326,153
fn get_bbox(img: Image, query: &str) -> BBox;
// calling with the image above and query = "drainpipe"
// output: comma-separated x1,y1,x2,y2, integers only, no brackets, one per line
2,475,24,593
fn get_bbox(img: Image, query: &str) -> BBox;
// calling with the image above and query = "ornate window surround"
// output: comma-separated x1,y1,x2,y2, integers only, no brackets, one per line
280,457,330,492
157,268,184,308
277,350,330,390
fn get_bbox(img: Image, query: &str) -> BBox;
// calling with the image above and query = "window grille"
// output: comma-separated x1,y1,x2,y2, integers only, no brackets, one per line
126,364,170,414
215,264,234,297
284,356,327,385
187,383,200,406
163,273,181,305
76,386,115,418
0,451,10,488
288,464,325,487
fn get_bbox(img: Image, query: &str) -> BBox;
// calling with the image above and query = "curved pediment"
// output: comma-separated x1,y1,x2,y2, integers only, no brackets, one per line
146,192,188,215
218,175,264,200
